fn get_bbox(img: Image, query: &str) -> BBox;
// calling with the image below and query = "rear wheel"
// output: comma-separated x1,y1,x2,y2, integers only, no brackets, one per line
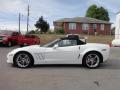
83,52,101,69
14,52,34,68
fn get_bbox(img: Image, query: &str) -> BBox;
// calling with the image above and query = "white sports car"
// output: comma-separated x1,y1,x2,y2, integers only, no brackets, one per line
7,36,110,69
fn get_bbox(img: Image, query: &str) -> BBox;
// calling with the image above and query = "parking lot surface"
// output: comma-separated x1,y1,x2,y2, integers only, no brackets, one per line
0,46,120,90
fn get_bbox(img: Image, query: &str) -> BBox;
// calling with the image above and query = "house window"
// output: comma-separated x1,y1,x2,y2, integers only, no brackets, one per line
101,24,104,31
82,24,89,30
93,24,97,29
69,23,76,30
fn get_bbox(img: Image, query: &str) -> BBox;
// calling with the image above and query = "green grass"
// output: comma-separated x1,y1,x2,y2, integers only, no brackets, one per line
37,34,114,45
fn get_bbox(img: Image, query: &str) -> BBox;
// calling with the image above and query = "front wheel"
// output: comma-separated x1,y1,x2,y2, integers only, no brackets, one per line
83,52,101,69
14,52,33,68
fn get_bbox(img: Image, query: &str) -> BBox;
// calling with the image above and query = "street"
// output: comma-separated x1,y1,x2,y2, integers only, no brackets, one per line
0,46,120,90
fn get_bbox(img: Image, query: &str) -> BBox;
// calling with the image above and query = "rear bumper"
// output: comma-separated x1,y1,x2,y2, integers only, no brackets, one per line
103,52,109,62
102,48,110,62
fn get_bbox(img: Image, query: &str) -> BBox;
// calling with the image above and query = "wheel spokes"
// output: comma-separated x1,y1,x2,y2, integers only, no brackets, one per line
16,54,30,67
86,54,100,68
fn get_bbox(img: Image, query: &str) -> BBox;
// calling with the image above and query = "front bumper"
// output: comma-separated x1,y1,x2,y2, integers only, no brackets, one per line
0,40,8,45
7,54,14,64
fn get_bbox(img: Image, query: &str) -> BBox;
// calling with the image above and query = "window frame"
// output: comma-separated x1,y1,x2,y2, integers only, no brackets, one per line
101,24,104,31
93,24,97,30
82,24,89,30
69,23,76,30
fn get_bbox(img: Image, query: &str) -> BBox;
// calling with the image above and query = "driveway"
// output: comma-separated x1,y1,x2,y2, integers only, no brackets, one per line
0,46,120,90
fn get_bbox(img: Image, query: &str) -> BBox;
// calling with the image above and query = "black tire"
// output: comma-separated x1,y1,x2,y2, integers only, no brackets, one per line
14,52,34,68
83,52,101,69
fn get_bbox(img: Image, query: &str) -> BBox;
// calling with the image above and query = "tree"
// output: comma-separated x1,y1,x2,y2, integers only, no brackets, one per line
86,4,110,21
111,27,115,35
35,16,50,33
86,4,97,18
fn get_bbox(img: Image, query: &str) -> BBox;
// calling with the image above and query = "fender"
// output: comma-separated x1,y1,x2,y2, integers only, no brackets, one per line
79,48,103,64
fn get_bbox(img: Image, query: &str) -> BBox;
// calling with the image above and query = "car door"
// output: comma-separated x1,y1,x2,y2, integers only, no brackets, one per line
26,35,35,45
11,32,19,44
44,39,80,64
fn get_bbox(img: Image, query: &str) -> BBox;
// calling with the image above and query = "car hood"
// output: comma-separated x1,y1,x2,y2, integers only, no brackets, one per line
18,45,43,51
8,45,44,55
21,45,40,49
0,34,8,37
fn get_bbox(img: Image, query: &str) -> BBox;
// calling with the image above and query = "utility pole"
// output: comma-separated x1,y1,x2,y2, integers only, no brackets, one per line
19,13,21,34
27,4,30,33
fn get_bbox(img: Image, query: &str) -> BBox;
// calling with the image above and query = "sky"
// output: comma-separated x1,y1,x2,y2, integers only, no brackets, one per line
0,0,120,32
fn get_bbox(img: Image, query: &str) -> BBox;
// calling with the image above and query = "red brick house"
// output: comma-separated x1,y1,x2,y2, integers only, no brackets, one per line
53,17,112,35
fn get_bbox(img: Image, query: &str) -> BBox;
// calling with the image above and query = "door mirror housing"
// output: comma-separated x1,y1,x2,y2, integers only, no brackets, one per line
53,44,58,49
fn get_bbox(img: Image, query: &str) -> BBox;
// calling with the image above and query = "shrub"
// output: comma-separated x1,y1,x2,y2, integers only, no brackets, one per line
47,30,55,34
55,29,65,34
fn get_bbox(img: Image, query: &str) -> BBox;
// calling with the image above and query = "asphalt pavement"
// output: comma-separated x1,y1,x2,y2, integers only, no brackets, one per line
0,46,120,90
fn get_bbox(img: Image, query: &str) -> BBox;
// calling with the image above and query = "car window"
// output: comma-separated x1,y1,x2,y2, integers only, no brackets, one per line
25,35,36,38
0,30,13,36
42,39,61,47
58,39,77,47
25,35,32,38
12,32,19,36
77,39,86,45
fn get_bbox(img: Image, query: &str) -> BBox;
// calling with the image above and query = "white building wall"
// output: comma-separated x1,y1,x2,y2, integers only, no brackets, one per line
115,12,120,39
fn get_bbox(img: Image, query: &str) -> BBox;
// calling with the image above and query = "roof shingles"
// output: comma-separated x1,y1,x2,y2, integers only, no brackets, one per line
54,17,112,24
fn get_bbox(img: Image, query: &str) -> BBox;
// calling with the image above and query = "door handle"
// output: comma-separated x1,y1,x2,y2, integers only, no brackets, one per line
79,47,80,50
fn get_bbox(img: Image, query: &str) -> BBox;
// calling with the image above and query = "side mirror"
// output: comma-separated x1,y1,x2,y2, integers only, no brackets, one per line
53,44,58,49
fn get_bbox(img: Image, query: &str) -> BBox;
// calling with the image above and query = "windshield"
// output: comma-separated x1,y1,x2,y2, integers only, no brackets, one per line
42,39,61,47
0,30,13,36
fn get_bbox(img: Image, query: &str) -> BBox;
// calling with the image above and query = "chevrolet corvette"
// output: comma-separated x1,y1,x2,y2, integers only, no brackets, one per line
7,35,110,69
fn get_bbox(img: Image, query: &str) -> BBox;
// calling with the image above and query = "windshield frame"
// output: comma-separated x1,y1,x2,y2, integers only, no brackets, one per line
42,39,61,47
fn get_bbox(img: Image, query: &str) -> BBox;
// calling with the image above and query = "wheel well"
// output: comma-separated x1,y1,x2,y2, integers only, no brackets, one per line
13,51,34,65
82,51,103,64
